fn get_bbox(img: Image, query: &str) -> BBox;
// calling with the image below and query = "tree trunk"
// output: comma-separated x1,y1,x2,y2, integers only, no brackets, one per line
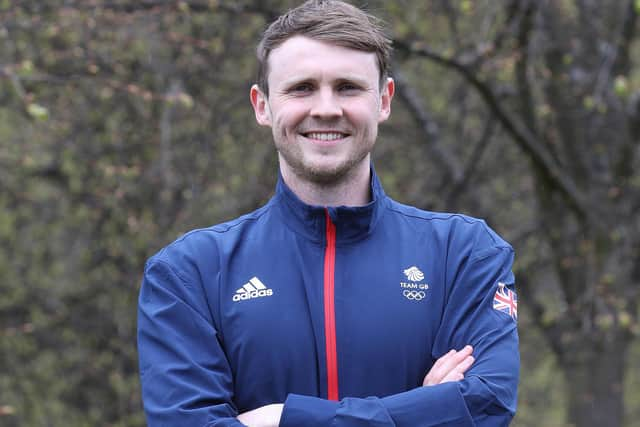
561,335,629,427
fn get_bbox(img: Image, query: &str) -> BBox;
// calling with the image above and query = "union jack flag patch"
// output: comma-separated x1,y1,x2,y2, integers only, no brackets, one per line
493,282,517,321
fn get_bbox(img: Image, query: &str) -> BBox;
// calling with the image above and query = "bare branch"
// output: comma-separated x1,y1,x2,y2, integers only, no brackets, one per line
593,1,637,103
439,0,461,49
458,0,531,68
492,0,532,54
609,3,639,188
626,92,640,208
394,39,594,224
392,66,463,185
514,0,538,133
444,117,496,206
629,91,640,141
517,273,566,359
612,0,638,75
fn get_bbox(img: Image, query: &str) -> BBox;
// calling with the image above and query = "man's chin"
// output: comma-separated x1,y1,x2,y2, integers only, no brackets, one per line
305,169,349,185
278,150,371,186
294,160,364,185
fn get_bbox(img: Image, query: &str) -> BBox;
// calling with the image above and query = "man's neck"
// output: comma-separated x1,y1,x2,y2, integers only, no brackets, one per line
280,162,372,207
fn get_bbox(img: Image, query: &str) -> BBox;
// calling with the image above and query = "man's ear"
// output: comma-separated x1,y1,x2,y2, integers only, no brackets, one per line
250,84,271,126
378,77,395,123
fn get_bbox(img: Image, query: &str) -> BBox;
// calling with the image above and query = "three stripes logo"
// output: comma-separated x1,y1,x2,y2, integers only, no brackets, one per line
233,277,273,302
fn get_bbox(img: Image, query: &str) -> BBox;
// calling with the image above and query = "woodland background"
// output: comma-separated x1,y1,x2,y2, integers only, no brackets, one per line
1,0,639,426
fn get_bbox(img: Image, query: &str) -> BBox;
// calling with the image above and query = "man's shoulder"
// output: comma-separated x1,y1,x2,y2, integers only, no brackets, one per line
147,202,273,267
384,198,512,252
385,198,486,230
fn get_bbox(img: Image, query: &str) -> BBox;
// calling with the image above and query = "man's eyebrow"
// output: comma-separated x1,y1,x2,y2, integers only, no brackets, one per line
334,76,371,86
279,75,371,88
280,77,316,88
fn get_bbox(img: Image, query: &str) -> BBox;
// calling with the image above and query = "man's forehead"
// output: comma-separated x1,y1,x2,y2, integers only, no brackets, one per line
267,36,379,83
269,35,376,59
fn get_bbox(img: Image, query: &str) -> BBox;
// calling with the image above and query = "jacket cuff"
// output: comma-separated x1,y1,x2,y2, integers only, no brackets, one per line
382,382,472,426
280,394,339,427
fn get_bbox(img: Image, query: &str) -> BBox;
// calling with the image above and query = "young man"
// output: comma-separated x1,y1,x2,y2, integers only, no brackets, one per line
137,1,519,426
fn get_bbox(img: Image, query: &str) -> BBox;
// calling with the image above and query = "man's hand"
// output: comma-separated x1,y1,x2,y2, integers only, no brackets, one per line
423,345,474,386
237,403,283,427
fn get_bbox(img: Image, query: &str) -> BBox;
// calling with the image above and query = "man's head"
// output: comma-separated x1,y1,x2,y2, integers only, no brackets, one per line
256,0,392,96
250,1,395,189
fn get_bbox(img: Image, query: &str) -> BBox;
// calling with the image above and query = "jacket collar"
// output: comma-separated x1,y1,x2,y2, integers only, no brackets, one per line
273,167,388,244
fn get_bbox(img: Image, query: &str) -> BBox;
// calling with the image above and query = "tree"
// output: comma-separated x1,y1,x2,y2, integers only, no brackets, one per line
1,0,638,426
0,1,274,425
387,1,640,425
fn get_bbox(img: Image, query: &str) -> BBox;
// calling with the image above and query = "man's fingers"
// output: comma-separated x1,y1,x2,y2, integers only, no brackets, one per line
423,345,474,386
433,345,472,375
459,354,474,371
441,355,475,383
430,349,455,371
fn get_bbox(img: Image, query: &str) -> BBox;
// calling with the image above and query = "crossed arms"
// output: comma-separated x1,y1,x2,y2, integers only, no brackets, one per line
238,345,475,426
138,243,519,426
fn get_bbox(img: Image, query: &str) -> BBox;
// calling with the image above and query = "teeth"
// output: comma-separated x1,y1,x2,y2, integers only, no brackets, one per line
306,132,345,141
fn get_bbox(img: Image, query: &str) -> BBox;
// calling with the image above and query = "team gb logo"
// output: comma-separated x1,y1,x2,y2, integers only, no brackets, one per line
404,266,425,282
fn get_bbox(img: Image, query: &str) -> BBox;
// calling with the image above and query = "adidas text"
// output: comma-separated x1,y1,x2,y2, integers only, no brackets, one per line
233,288,273,302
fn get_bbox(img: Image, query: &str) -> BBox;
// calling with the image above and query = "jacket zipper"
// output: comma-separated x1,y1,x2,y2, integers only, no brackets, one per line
323,209,339,401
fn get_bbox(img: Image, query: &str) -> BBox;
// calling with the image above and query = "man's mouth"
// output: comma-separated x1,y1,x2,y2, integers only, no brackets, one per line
302,132,349,141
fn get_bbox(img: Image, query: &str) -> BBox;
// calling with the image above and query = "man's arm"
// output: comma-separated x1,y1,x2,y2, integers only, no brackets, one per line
138,258,245,427
139,230,518,427
237,346,476,427
241,245,518,427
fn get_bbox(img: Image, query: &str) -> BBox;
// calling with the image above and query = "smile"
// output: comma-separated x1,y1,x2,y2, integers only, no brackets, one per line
303,132,349,141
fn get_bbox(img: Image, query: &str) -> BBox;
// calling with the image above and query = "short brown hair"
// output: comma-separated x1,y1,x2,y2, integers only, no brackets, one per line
256,0,392,95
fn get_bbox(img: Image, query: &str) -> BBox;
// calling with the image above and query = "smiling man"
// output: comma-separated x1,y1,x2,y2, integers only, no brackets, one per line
250,35,390,206
137,1,519,426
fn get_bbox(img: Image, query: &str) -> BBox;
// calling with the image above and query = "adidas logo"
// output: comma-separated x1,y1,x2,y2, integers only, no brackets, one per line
232,277,273,302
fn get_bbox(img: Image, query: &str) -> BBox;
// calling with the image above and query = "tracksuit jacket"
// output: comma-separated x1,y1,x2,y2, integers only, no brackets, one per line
138,168,519,426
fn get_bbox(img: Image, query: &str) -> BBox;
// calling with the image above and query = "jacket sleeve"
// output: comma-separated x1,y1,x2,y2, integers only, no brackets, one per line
137,257,245,427
280,244,519,427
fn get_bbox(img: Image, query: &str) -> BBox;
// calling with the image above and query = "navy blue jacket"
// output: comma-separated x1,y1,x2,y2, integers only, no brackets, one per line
138,169,519,426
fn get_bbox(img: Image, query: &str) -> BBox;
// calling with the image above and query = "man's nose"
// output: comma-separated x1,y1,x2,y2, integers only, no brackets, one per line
309,88,343,118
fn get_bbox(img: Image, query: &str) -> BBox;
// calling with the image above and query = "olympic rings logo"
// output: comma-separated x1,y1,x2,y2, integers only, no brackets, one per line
403,290,426,301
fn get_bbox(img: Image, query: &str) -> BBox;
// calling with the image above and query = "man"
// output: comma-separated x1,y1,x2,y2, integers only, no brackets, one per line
137,1,519,426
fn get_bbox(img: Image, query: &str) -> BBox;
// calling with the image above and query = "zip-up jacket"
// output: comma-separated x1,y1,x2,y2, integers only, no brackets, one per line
138,168,519,426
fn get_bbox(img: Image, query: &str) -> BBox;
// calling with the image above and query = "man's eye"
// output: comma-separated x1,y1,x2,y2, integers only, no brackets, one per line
290,83,313,93
338,83,360,92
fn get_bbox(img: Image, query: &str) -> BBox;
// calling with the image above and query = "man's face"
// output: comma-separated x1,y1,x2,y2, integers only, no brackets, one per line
251,36,394,185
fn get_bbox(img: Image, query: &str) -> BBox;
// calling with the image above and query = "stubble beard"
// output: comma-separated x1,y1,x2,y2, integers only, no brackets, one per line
275,133,374,186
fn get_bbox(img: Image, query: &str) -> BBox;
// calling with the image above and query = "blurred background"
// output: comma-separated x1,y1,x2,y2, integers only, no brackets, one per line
1,1,639,426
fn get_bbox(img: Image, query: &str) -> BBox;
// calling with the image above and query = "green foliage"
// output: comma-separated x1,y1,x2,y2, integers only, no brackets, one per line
0,2,273,425
1,1,639,426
